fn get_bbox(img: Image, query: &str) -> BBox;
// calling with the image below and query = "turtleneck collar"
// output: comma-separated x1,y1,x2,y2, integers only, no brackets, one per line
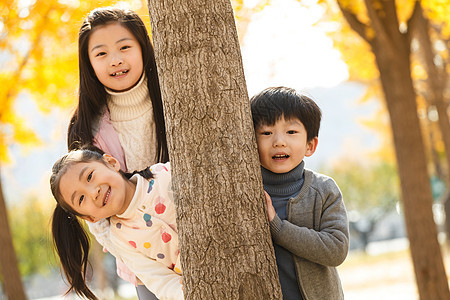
106,73,152,122
261,161,305,198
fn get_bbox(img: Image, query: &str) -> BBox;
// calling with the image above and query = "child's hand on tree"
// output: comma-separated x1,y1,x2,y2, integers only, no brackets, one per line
264,191,276,222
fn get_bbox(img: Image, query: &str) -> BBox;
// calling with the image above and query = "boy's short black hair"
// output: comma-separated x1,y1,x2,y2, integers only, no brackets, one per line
250,86,321,142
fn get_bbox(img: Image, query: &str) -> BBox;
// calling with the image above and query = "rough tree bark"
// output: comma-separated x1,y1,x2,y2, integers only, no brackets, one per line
0,166,27,300
146,0,282,299
337,0,449,299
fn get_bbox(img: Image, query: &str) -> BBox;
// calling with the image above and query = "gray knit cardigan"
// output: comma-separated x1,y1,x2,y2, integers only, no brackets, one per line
269,168,349,300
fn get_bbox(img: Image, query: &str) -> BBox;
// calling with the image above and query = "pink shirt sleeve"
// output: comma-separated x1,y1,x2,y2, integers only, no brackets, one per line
92,111,135,286
93,110,127,172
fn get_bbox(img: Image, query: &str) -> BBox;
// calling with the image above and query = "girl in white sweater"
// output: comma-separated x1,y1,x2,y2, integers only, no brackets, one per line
66,7,175,300
50,148,183,300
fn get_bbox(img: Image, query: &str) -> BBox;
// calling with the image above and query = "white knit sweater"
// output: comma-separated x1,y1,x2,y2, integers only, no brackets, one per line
106,74,157,172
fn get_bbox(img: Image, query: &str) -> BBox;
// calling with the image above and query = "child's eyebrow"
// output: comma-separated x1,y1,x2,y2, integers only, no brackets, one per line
90,44,104,53
116,37,133,44
90,37,134,53
70,166,89,205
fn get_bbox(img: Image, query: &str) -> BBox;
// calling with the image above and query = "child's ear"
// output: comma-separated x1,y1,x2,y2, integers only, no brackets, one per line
305,137,318,157
103,154,121,171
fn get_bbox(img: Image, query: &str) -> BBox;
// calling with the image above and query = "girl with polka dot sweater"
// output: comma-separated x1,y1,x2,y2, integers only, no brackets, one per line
50,149,183,300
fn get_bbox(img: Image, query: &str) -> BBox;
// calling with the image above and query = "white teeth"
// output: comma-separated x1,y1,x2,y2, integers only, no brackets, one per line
103,189,110,206
113,70,127,76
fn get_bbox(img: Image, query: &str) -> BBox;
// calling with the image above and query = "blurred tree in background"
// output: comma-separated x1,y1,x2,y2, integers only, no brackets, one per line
312,0,450,298
319,0,449,195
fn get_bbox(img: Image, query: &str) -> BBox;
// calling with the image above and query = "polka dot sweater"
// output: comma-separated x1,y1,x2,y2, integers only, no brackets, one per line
111,162,181,275
88,162,183,299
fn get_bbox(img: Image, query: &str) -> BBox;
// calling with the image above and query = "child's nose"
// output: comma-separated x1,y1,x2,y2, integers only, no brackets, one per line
110,54,123,66
90,186,101,202
273,133,286,147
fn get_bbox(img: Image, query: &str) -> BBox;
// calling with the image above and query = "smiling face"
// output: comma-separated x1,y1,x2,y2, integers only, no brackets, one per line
58,155,136,222
256,116,318,174
88,22,143,92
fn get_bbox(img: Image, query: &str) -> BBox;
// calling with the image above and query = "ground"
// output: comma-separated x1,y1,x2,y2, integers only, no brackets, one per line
35,239,450,299
339,241,450,300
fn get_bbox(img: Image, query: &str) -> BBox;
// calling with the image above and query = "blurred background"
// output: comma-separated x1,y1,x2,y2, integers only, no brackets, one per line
1,0,449,299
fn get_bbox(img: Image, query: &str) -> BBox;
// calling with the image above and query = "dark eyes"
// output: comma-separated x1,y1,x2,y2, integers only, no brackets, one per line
79,171,93,205
94,45,131,57
260,130,297,135
95,51,106,57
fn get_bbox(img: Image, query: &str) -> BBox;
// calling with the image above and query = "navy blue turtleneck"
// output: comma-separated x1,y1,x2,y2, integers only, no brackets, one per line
261,161,305,300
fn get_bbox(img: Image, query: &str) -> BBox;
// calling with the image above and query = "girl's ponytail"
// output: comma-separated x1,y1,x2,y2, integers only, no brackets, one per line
51,205,97,300
123,167,153,180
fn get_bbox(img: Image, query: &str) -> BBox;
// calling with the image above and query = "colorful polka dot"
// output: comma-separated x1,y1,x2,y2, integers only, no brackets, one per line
161,232,172,243
147,179,155,193
174,267,181,274
155,202,166,214
157,253,165,259
116,223,122,229
143,214,153,226
143,242,151,249
129,241,137,248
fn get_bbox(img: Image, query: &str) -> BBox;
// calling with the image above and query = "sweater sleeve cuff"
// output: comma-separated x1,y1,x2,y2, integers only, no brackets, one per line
269,214,282,238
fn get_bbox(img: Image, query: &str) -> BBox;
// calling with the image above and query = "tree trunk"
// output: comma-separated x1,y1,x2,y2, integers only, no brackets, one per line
408,0,450,248
338,0,450,298
434,99,450,182
414,2,450,184
369,2,449,299
0,166,27,300
146,0,282,299
375,43,449,300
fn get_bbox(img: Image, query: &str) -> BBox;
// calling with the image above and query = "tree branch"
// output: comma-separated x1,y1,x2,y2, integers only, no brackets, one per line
336,0,370,44
363,0,390,47
406,0,422,46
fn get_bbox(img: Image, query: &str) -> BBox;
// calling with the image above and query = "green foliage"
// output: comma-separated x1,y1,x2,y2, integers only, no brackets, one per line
9,195,58,277
324,160,400,215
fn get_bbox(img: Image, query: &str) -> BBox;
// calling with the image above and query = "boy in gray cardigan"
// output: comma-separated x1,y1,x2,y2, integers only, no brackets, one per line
250,87,349,300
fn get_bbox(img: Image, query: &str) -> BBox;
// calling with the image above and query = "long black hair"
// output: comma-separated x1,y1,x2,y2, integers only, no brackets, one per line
50,147,153,299
68,7,168,163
